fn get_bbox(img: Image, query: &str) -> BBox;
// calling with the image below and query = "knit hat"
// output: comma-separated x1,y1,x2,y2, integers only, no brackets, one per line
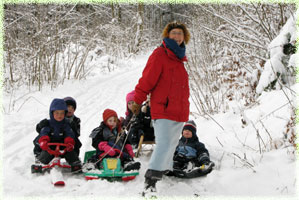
125,90,135,116
162,22,190,44
183,120,197,135
63,96,77,110
103,109,118,122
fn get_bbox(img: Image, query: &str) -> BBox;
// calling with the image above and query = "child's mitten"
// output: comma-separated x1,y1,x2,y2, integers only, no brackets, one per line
38,135,50,150
99,141,116,156
64,137,75,152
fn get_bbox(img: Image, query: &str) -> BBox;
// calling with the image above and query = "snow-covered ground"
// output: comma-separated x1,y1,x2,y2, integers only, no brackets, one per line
2,51,298,199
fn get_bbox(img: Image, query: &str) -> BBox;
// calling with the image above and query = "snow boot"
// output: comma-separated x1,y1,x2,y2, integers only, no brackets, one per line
31,164,43,173
142,177,158,198
71,161,82,173
164,170,175,176
82,162,96,172
141,169,163,198
199,160,215,174
173,168,188,178
184,161,215,178
123,161,141,171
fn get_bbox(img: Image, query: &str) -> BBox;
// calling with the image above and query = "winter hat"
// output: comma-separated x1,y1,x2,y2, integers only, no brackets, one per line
49,98,68,120
63,96,77,110
162,22,190,44
183,120,197,135
125,90,135,116
126,90,135,103
103,109,118,122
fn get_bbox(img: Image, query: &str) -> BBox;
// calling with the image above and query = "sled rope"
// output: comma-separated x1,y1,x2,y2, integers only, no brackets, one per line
116,114,136,159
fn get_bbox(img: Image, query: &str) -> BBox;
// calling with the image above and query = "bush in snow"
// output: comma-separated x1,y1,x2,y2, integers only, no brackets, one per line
256,11,297,94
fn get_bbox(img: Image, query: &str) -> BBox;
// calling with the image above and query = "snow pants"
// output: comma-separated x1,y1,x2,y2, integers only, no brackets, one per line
148,119,184,171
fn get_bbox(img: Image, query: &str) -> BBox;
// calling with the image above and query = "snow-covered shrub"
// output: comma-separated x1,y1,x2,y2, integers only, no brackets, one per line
187,4,295,115
256,11,298,94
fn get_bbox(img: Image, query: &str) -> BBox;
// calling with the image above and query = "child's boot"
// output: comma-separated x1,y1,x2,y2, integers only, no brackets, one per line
200,160,215,174
71,160,82,173
124,161,141,171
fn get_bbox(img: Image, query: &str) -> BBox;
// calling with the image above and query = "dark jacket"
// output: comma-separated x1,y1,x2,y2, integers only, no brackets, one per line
124,103,155,144
175,133,209,159
39,99,75,141
90,121,130,159
66,115,82,155
123,111,134,128
66,115,81,137
35,115,81,155
140,104,155,141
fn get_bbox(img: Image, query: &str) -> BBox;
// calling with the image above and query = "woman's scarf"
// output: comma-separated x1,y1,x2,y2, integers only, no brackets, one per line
163,37,186,59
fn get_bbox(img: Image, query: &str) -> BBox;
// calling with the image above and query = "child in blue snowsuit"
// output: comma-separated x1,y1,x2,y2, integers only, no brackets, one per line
33,98,81,172
35,97,82,157
170,120,215,178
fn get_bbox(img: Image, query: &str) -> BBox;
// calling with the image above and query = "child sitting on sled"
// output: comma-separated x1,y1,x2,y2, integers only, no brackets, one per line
34,97,82,157
89,108,141,171
123,90,155,147
33,98,82,172
63,96,82,156
168,120,215,178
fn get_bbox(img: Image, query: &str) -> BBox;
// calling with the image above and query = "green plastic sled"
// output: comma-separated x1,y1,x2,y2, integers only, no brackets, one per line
83,150,139,181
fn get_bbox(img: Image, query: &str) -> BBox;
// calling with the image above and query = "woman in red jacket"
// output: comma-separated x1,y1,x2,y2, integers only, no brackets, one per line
132,22,190,196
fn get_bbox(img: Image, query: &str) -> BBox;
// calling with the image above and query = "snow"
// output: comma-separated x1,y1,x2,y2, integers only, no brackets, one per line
2,54,297,199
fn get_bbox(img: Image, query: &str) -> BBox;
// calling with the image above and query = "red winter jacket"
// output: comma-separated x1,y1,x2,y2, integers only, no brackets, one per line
134,43,190,122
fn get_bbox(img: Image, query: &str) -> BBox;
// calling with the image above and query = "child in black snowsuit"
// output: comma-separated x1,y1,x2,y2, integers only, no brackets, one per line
33,98,82,172
171,120,215,178
123,90,155,147
63,96,82,156
89,108,141,171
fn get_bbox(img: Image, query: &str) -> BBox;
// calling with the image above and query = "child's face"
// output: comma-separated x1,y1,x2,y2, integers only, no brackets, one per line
106,116,117,129
66,105,75,117
182,129,193,138
127,101,134,111
53,110,65,121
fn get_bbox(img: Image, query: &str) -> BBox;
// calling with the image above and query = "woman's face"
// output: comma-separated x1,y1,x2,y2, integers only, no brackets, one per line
169,28,184,46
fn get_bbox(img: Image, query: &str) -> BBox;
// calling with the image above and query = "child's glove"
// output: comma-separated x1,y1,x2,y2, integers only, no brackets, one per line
64,137,75,152
38,135,50,151
174,153,188,162
99,141,116,156
131,102,141,115
125,144,135,158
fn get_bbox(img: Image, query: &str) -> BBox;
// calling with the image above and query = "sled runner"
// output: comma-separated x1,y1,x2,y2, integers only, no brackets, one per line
172,161,215,179
31,143,72,186
83,150,139,181
135,135,155,158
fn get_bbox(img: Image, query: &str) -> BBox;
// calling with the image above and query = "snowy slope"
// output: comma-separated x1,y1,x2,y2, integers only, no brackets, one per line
2,52,298,199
